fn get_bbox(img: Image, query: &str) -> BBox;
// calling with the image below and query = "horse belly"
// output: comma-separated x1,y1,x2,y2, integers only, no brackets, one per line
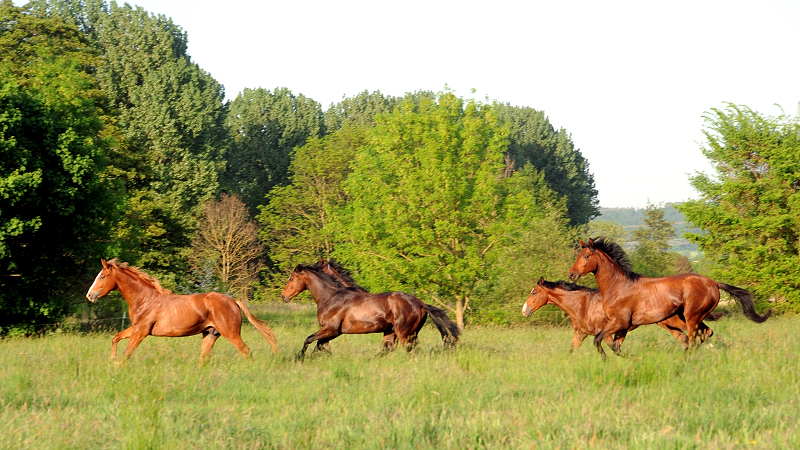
340,308,392,334
150,300,209,337
631,295,681,326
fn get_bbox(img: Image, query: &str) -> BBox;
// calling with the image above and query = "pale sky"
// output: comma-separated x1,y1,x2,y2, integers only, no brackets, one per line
23,0,800,208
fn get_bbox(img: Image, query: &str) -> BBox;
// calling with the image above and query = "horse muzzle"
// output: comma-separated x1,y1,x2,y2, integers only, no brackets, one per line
568,271,581,282
86,291,99,302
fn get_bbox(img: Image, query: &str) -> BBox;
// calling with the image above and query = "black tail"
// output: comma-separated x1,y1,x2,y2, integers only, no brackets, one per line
718,282,772,323
419,301,460,345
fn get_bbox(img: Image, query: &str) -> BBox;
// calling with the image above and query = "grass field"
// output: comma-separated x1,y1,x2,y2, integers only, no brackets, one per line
1,302,797,449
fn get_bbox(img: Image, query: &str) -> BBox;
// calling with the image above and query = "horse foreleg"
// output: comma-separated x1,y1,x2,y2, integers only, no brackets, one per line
611,329,628,356
382,332,397,352
315,338,333,353
299,327,340,361
120,329,150,362
111,327,134,360
697,322,714,343
571,330,588,353
594,317,628,360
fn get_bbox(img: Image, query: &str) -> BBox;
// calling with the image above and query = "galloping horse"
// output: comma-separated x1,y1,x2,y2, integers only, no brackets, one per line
568,237,771,359
281,264,459,358
521,277,719,352
86,259,278,362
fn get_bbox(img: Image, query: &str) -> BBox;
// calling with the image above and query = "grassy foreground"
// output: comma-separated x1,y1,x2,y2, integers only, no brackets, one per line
1,303,797,450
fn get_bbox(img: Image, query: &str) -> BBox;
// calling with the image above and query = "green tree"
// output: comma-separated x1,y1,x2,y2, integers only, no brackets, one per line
258,126,366,276
588,220,628,245
332,93,573,328
224,87,324,213
679,104,800,311
32,0,230,287
630,202,676,277
0,2,118,331
323,90,399,131
495,103,599,225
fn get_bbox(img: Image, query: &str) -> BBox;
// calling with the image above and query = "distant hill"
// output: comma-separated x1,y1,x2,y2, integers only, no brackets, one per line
592,203,700,256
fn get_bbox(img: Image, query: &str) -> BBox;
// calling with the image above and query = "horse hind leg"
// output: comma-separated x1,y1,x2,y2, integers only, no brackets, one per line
200,327,221,364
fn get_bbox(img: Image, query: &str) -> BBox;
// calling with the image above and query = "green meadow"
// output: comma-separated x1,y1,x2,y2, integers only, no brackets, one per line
1,303,797,450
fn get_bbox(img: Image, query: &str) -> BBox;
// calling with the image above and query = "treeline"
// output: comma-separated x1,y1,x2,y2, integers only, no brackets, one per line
2,2,796,333
0,1,598,332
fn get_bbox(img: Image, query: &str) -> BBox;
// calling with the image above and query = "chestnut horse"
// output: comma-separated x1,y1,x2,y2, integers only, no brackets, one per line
568,237,771,359
86,259,278,362
521,277,719,352
281,264,459,358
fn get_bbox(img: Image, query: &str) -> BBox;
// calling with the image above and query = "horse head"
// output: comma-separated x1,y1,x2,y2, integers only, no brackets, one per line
86,259,118,302
568,238,599,281
522,277,551,317
281,265,308,302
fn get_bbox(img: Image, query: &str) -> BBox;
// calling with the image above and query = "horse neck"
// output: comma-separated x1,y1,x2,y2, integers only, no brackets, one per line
546,288,587,320
112,269,163,308
592,251,630,294
303,272,342,305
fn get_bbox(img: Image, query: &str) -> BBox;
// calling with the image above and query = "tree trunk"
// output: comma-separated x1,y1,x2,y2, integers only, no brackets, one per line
455,296,465,330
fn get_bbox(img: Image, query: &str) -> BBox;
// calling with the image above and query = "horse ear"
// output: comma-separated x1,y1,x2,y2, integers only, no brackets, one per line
538,276,545,285
295,264,303,272
578,238,585,248
317,257,324,265
586,238,595,249
101,258,108,269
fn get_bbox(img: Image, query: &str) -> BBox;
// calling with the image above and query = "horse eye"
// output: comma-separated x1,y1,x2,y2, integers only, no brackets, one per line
584,254,589,258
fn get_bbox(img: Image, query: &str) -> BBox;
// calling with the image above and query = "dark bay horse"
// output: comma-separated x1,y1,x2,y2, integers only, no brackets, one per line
568,237,771,359
281,264,459,358
521,277,718,352
86,259,278,362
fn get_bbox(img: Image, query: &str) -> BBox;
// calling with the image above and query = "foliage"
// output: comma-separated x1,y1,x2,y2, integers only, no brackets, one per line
224,87,325,213
323,89,399,131
32,0,229,288
630,202,677,277
495,103,599,225
191,194,264,300
588,220,628,245
679,104,800,311
0,2,118,331
331,93,575,328
257,126,366,278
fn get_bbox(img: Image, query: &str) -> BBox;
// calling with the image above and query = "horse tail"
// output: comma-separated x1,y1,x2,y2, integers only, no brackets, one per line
419,301,460,345
717,282,772,323
236,300,279,353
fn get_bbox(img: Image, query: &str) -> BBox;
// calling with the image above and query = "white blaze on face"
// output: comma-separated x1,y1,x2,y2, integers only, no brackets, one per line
522,287,535,316
86,270,104,300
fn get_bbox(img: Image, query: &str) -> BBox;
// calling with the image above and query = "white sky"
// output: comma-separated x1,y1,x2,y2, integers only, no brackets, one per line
22,0,800,208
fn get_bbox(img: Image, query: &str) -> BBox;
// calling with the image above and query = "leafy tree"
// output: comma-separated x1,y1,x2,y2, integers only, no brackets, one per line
323,90,399,131
495,103,599,225
679,104,800,312
630,202,676,277
588,220,628,245
0,2,118,331
32,0,229,287
191,194,264,300
224,87,324,213
258,126,366,275
332,92,575,328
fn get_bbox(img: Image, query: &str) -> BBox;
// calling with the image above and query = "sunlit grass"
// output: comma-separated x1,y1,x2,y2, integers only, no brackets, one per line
1,303,798,449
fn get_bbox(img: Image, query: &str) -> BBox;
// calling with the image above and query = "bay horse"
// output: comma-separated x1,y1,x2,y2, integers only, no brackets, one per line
568,237,771,359
85,259,278,362
281,264,459,358
521,277,719,352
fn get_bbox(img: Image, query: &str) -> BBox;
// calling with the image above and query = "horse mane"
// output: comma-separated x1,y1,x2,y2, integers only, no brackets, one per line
541,279,599,294
588,236,641,281
314,259,366,291
107,258,173,295
297,264,349,289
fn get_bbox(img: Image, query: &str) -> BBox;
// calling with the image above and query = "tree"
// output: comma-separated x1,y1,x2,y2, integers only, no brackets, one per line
588,220,628,246
679,104,800,312
258,126,366,275
0,2,118,331
495,103,599,225
32,0,230,287
630,202,676,277
223,87,325,213
332,92,573,328
191,194,264,300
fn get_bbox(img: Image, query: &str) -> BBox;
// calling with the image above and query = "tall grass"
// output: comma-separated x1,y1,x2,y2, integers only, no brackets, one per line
1,302,797,449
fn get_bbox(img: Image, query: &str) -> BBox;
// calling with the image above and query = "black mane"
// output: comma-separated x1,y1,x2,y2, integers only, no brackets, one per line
313,260,367,291
296,264,349,289
587,236,641,281
541,279,599,293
